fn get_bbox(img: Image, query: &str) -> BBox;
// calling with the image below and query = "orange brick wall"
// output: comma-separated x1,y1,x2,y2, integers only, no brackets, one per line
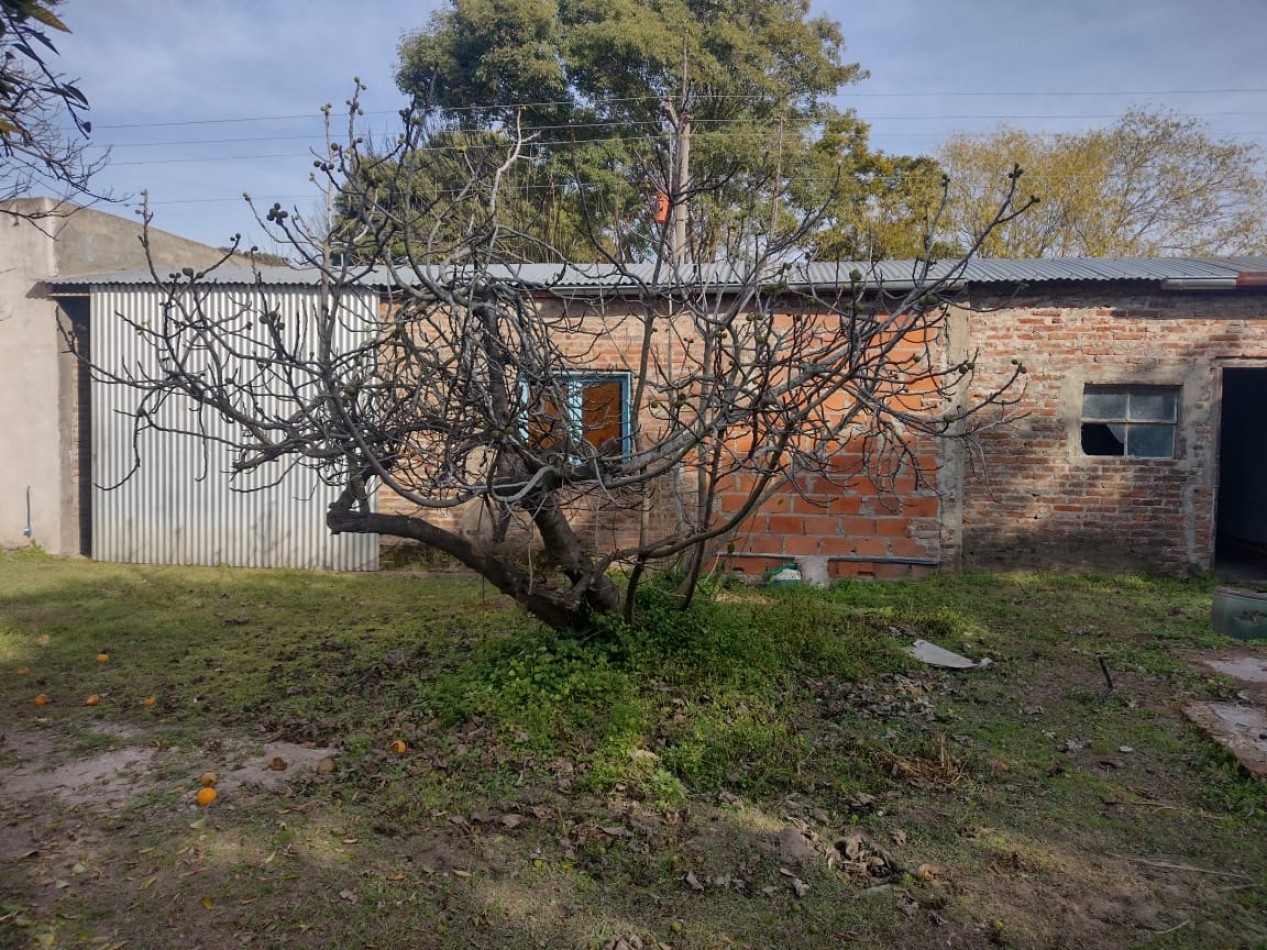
377,283,1267,577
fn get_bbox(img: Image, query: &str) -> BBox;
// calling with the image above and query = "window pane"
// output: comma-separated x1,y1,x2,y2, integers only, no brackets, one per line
581,379,624,451
1128,389,1176,422
1082,423,1125,456
1126,424,1174,458
527,387,571,452
1082,389,1127,419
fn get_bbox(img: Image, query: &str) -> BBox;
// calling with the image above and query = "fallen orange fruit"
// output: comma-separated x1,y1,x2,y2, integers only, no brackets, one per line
142,695,157,706
33,693,49,706
196,787,217,807
96,652,110,663
390,740,407,755
85,694,101,706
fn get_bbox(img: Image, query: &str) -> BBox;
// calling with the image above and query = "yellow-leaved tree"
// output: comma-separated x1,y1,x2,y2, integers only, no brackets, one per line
938,108,1267,258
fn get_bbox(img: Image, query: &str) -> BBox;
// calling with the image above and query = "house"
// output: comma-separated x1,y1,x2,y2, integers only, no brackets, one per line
37,252,1267,578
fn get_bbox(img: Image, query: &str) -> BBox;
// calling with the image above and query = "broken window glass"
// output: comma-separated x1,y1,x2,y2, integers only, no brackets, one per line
1080,385,1178,458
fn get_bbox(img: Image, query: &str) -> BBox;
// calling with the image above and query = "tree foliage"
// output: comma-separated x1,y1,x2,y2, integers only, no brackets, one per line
331,0,940,264
938,108,1267,257
0,0,104,220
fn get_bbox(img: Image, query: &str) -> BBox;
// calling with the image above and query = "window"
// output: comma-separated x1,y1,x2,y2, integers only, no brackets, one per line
528,374,630,458
1080,385,1178,458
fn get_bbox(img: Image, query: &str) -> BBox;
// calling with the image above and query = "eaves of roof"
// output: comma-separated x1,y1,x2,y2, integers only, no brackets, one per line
44,256,1267,295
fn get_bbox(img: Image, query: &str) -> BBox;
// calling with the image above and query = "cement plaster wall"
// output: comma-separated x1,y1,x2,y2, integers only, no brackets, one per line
0,198,228,554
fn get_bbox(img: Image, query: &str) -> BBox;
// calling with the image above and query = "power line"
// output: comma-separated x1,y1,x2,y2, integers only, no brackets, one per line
88,111,1267,152
90,88,1267,132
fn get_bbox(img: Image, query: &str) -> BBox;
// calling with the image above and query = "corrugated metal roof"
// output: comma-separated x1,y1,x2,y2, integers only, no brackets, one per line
48,256,1267,293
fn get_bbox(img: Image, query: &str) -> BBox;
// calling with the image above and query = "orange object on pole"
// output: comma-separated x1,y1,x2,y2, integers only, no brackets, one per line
653,191,669,224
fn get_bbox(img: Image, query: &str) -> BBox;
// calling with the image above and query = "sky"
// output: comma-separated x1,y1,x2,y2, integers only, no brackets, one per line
48,0,1267,253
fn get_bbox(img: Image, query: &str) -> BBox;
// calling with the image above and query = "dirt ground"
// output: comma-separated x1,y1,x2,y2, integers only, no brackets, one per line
2,668,1264,950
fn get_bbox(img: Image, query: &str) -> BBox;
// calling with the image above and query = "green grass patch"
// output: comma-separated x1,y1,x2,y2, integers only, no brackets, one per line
2,555,1265,949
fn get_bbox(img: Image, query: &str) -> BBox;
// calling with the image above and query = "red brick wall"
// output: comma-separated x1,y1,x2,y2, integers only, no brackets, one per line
378,282,1267,577
376,295,947,577
957,285,1267,573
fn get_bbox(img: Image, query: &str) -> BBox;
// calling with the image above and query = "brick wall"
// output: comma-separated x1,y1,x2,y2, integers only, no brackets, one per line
378,281,1267,577
376,294,948,577
957,284,1267,572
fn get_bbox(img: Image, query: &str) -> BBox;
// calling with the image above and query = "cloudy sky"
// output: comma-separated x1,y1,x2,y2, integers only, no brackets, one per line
52,0,1267,251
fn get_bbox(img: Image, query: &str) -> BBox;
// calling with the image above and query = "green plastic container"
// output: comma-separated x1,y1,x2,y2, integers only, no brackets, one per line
763,562,802,589
1212,587,1267,640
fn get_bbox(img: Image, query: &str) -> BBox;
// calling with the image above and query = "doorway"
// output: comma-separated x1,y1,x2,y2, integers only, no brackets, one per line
1216,367,1267,575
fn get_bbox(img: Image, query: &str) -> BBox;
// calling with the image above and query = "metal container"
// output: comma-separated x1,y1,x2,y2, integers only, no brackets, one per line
1212,587,1267,640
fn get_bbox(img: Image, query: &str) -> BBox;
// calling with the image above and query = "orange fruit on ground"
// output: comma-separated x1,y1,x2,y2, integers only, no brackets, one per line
390,740,407,755
195,787,217,807
85,694,101,706
199,771,218,787
33,693,49,706
142,695,157,706
96,652,110,663
16,668,29,676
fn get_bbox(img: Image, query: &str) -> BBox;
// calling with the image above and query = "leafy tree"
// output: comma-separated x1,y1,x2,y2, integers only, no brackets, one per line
337,0,931,263
0,0,104,221
792,112,958,261
938,108,1267,257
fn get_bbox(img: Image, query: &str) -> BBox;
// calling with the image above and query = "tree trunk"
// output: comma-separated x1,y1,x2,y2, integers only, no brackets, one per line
327,504,610,631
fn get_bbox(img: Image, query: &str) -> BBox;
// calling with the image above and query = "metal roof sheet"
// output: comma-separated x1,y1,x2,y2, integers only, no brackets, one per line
47,256,1267,292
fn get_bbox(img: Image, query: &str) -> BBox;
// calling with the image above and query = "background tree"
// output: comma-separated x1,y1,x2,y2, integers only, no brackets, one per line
94,89,1028,632
334,0,934,264
791,112,958,261
0,0,104,222
938,108,1267,257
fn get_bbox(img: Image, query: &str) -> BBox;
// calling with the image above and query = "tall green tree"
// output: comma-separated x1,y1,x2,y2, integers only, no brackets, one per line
939,108,1267,257
338,0,933,264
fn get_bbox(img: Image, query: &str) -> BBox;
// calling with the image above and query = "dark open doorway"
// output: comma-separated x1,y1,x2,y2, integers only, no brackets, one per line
1216,366,1267,579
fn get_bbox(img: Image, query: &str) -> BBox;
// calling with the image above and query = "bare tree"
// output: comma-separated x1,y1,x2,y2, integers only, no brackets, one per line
84,88,1029,631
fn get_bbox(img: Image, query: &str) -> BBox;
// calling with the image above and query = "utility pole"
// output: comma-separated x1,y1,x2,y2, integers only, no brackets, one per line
666,41,691,268
671,112,690,267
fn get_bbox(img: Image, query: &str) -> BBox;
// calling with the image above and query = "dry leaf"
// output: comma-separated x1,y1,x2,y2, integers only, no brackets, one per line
791,877,810,898
684,871,704,892
915,863,941,882
841,834,866,861
501,814,524,829
315,757,335,775
338,889,358,903
269,757,288,772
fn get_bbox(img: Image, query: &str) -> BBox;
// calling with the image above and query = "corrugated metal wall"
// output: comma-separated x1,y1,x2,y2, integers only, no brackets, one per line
90,284,379,571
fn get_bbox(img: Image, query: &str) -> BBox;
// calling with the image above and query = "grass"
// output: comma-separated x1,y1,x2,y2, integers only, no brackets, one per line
1,551,1265,948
